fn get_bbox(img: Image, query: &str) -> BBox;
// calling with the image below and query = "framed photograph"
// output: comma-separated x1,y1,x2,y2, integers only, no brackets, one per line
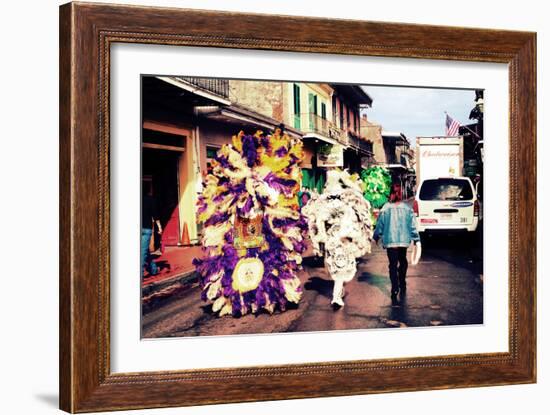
59,2,536,412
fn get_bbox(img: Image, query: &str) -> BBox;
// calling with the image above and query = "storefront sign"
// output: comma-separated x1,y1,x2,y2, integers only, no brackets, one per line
317,144,344,167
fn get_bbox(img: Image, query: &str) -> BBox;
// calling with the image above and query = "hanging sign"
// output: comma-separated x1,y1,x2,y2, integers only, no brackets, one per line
317,144,344,167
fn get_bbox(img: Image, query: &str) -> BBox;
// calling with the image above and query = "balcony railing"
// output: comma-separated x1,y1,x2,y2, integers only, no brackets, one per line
348,131,373,154
296,113,347,144
384,154,409,168
175,77,230,99
400,154,411,169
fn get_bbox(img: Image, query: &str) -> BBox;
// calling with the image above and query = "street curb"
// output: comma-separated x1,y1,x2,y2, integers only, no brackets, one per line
142,270,199,299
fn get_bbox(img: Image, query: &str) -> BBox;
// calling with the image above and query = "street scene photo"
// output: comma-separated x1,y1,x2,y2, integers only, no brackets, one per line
140,76,484,338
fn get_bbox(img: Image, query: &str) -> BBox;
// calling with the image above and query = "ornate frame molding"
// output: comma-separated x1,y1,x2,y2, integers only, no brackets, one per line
60,2,536,412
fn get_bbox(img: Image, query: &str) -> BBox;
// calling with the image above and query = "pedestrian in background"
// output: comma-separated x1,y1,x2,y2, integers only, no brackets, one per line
373,183,420,301
141,182,163,277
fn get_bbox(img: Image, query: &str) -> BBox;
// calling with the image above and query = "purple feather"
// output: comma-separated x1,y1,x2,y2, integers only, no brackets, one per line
241,135,258,167
275,146,288,157
216,155,231,169
260,136,270,149
237,196,253,216
263,172,297,196
204,211,230,227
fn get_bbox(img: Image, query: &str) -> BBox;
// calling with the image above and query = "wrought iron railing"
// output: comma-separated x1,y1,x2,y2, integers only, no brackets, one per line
385,153,400,165
348,131,373,154
304,113,331,136
297,113,347,144
175,77,230,98
400,154,411,169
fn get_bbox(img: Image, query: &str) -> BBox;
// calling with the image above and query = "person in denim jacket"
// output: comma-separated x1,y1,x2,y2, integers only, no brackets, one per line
373,183,420,300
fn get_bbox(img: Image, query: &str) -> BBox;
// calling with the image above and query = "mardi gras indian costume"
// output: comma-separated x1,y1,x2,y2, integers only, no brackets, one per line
193,130,307,317
302,169,373,307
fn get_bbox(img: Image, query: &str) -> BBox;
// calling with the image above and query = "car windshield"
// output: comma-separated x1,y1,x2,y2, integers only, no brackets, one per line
419,178,473,201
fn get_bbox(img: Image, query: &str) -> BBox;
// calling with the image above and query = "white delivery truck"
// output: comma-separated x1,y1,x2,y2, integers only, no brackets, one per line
415,136,464,184
413,136,480,235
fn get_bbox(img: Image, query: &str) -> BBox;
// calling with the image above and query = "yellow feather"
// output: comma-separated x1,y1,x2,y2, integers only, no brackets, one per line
260,153,289,172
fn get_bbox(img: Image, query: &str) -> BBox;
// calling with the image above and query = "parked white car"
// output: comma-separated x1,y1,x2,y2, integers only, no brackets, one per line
413,176,481,234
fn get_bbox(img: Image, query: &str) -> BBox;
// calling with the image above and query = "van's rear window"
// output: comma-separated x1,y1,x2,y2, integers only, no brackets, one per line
419,179,473,201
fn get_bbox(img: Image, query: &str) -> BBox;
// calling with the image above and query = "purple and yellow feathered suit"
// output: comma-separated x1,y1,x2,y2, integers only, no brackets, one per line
193,130,307,317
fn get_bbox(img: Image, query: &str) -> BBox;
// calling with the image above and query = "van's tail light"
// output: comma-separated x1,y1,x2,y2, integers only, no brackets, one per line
474,200,480,217
413,200,419,215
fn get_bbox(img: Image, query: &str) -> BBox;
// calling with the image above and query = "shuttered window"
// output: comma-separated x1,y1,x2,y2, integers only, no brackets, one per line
309,93,318,115
293,84,301,129
293,84,301,114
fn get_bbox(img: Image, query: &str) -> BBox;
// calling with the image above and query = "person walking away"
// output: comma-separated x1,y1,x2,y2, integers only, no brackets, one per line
373,183,420,301
141,183,163,277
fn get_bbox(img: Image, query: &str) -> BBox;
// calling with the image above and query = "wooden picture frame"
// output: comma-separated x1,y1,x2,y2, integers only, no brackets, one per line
59,2,536,412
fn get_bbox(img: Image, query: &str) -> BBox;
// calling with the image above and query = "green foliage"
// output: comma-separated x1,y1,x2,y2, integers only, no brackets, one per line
318,143,333,156
360,166,392,209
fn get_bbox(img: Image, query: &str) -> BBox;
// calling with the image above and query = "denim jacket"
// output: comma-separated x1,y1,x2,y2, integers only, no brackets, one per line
373,202,420,248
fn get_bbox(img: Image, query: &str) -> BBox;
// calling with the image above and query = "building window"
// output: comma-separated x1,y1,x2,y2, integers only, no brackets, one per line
332,96,337,125
321,102,327,120
293,84,301,129
206,145,221,175
308,93,318,130
309,93,318,115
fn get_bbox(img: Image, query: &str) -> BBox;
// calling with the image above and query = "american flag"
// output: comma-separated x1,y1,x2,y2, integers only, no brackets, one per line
445,113,460,136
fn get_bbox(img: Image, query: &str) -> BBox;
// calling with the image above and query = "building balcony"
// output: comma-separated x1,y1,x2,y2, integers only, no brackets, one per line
174,77,230,99
347,130,373,155
295,113,347,145
380,152,410,171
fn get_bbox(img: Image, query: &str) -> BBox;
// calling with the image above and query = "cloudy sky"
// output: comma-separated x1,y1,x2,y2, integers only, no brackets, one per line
361,85,477,146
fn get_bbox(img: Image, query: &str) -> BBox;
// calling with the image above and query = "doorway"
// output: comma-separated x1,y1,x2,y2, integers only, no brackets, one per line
142,148,181,247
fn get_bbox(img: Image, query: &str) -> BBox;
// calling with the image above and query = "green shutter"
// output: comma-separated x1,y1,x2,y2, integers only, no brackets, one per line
315,169,326,194
313,95,318,115
321,102,327,120
293,84,301,113
301,168,313,189
308,93,317,130
293,84,301,129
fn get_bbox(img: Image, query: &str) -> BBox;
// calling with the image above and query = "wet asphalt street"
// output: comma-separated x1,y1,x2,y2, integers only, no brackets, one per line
142,233,483,338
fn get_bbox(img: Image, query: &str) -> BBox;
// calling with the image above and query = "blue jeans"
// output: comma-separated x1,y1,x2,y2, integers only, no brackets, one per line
141,228,158,276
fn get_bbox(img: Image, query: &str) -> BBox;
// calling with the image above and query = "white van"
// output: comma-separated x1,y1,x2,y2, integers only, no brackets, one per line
413,176,480,234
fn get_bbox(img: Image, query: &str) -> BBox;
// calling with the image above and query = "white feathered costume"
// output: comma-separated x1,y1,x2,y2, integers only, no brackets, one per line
302,169,373,307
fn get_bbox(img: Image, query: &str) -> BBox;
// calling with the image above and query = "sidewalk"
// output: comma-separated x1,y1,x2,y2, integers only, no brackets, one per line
142,245,203,304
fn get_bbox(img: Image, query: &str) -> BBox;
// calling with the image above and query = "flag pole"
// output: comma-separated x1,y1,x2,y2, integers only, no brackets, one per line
445,111,481,139
461,124,482,140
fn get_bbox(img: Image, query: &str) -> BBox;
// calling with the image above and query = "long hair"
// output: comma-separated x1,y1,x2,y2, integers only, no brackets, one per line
389,183,403,203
